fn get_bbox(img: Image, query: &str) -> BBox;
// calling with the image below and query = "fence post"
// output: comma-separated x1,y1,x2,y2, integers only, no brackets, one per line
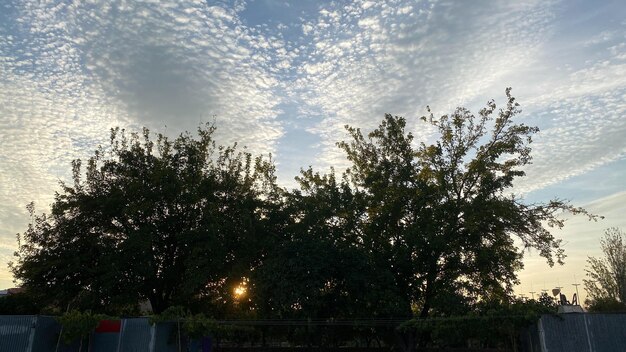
149,322,156,352
25,316,37,352
116,319,126,352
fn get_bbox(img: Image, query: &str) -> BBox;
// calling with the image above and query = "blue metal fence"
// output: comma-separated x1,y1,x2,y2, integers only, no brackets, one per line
0,315,36,352
2,313,625,351
0,316,184,352
31,316,63,352
119,318,154,352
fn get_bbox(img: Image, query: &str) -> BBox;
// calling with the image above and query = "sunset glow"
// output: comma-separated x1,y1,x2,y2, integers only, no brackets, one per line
234,285,247,298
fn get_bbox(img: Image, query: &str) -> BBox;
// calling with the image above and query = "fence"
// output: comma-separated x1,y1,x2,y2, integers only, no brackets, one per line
0,317,410,352
527,313,626,352
3,314,625,351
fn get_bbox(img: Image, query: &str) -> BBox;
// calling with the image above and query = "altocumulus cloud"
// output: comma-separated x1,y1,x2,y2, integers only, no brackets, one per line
278,0,625,197
289,0,559,168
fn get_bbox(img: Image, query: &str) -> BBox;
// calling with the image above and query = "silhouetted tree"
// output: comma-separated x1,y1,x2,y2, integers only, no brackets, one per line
11,125,280,314
11,89,597,326
253,170,407,319
335,88,597,318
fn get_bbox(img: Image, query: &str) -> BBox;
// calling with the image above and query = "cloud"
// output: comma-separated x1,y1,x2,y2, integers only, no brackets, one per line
512,20,626,194
287,0,559,171
281,0,625,200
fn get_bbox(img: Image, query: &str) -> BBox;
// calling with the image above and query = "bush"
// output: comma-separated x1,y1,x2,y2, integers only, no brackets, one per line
56,310,111,343
586,297,626,312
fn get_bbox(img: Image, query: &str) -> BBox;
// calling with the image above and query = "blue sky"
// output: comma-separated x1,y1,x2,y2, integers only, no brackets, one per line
0,0,625,300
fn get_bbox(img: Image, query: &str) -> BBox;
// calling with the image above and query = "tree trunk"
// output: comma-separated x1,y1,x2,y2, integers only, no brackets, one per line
149,293,167,314
418,268,436,347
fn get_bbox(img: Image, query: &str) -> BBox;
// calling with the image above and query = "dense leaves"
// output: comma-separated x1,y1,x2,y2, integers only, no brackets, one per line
11,89,595,328
12,125,280,313
331,88,597,317
399,296,557,349
56,310,110,343
253,170,407,319
0,291,44,315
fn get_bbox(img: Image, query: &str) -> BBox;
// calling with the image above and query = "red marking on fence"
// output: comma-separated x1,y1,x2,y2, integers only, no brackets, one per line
95,320,121,333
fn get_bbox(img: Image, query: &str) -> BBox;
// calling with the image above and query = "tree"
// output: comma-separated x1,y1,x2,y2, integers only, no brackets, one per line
10,88,598,327
334,88,597,318
11,124,280,314
0,290,44,315
252,170,408,320
584,227,626,308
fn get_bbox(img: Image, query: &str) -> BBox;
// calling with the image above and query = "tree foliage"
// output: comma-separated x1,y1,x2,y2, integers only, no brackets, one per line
11,125,280,313
330,88,596,317
584,227,626,307
400,296,557,350
252,170,408,320
56,310,110,344
10,89,595,325
0,291,44,315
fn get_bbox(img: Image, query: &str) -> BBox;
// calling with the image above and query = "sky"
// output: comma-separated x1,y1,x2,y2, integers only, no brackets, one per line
0,0,625,302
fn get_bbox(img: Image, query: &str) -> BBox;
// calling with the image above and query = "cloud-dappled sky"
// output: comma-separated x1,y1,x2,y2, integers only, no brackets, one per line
1,0,625,299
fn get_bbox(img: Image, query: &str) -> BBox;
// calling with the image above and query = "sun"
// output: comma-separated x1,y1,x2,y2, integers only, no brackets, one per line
234,285,246,298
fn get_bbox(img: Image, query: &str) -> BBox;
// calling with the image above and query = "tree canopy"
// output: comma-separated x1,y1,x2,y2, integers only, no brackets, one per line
11,125,280,314
11,89,596,320
296,88,596,318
